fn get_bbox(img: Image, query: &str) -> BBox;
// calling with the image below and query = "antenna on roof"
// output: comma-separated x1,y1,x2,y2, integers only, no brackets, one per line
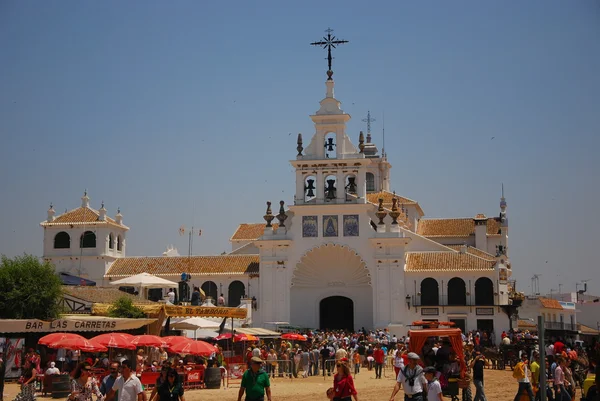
382,111,386,158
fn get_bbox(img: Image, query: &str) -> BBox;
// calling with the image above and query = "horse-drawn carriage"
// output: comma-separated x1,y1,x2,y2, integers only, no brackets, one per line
408,325,472,401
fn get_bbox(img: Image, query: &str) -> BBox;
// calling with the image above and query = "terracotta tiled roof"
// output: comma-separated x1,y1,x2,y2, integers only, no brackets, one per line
366,191,424,216
230,223,278,241
417,217,501,237
539,297,563,310
105,255,259,277
517,320,537,329
405,252,496,272
62,286,154,304
578,324,599,335
445,245,496,261
41,207,128,229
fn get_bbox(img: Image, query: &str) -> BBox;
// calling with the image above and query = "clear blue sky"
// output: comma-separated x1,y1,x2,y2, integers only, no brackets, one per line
1,1,599,295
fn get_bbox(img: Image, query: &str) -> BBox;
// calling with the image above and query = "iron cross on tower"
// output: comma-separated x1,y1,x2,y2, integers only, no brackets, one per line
310,28,349,80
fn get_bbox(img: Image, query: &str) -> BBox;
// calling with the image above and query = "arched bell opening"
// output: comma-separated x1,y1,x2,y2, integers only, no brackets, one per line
304,175,316,202
324,174,337,202
324,132,337,159
344,174,357,200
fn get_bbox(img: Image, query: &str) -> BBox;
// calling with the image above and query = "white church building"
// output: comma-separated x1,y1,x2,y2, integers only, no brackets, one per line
41,69,513,340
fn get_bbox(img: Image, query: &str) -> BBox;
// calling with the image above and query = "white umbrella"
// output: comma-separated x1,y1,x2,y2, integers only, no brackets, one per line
110,272,177,288
171,317,221,331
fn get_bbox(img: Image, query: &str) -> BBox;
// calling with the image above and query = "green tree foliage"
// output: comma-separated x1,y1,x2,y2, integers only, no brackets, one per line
0,254,63,319
108,296,146,318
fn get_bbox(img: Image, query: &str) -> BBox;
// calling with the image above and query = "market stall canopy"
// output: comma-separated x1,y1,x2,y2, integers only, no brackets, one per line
0,316,156,333
110,272,177,288
234,327,282,338
171,317,221,331
193,329,220,339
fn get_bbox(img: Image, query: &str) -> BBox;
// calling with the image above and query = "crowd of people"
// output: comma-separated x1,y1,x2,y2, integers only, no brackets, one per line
3,328,599,401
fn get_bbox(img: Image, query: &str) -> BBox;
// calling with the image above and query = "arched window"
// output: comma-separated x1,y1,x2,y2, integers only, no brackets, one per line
475,277,494,305
420,278,439,306
80,231,96,248
201,281,218,301
54,232,71,249
108,233,114,249
228,281,246,307
366,172,375,192
117,235,122,251
447,277,467,306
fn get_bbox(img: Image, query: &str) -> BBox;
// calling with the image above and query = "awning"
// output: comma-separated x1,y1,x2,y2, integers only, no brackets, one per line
92,303,247,319
234,327,281,338
171,317,221,330
0,315,156,333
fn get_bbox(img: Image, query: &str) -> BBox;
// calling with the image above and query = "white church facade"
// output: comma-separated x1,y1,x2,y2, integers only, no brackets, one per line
40,71,513,341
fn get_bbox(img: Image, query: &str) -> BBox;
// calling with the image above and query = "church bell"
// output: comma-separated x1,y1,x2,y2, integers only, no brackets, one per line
305,179,316,197
345,177,357,194
325,179,337,200
324,137,336,152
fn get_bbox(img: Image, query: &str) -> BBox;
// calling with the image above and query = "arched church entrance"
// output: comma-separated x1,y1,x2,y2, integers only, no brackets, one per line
290,244,372,331
320,296,354,330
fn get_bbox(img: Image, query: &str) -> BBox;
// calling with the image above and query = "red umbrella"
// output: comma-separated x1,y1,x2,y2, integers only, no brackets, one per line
162,336,192,348
39,333,84,346
168,340,216,356
214,333,258,342
281,333,307,341
130,335,164,347
49,337,108,352
91,333,136,350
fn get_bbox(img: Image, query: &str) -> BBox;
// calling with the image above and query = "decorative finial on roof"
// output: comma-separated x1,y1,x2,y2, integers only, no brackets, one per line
263,201,274,228
115,207,123,225
362,110,376,134
389,195,400,225
81,190,90,208
310,28,349,81
99,201,107,221
47,203,56,222
276,200,288,228
500,183,508,227
297,133,303,156
375,198,387,225
358,131,365,153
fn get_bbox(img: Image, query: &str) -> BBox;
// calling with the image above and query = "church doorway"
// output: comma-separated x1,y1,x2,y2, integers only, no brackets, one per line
320,296,354,330
228,280,245,307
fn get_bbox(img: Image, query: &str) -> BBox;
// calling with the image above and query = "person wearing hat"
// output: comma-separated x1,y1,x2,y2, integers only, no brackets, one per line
389,352,426,401
423,367,442,401
238,357,271,401
45,362,61,376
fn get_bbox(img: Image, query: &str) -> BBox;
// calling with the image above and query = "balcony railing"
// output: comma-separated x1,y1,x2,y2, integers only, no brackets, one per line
544,322,577,331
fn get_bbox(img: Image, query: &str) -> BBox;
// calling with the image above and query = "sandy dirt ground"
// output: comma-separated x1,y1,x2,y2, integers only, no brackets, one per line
2,368,574,401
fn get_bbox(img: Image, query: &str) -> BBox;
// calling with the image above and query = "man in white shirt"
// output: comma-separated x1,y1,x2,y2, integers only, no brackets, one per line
45,362,60,375
167,289,176,304
105,360,144,401
390,352,427,401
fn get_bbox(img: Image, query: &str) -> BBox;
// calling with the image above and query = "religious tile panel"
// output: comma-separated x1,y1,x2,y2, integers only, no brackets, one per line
302,216,318,237
323,215,338,237
343,215,359,237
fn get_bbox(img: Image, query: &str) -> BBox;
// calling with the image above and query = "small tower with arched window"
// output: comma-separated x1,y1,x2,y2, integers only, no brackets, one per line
40,191,129,285
291,78,371,205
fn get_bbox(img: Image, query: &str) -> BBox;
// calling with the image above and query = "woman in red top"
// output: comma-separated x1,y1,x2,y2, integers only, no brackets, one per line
331,359,358,401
